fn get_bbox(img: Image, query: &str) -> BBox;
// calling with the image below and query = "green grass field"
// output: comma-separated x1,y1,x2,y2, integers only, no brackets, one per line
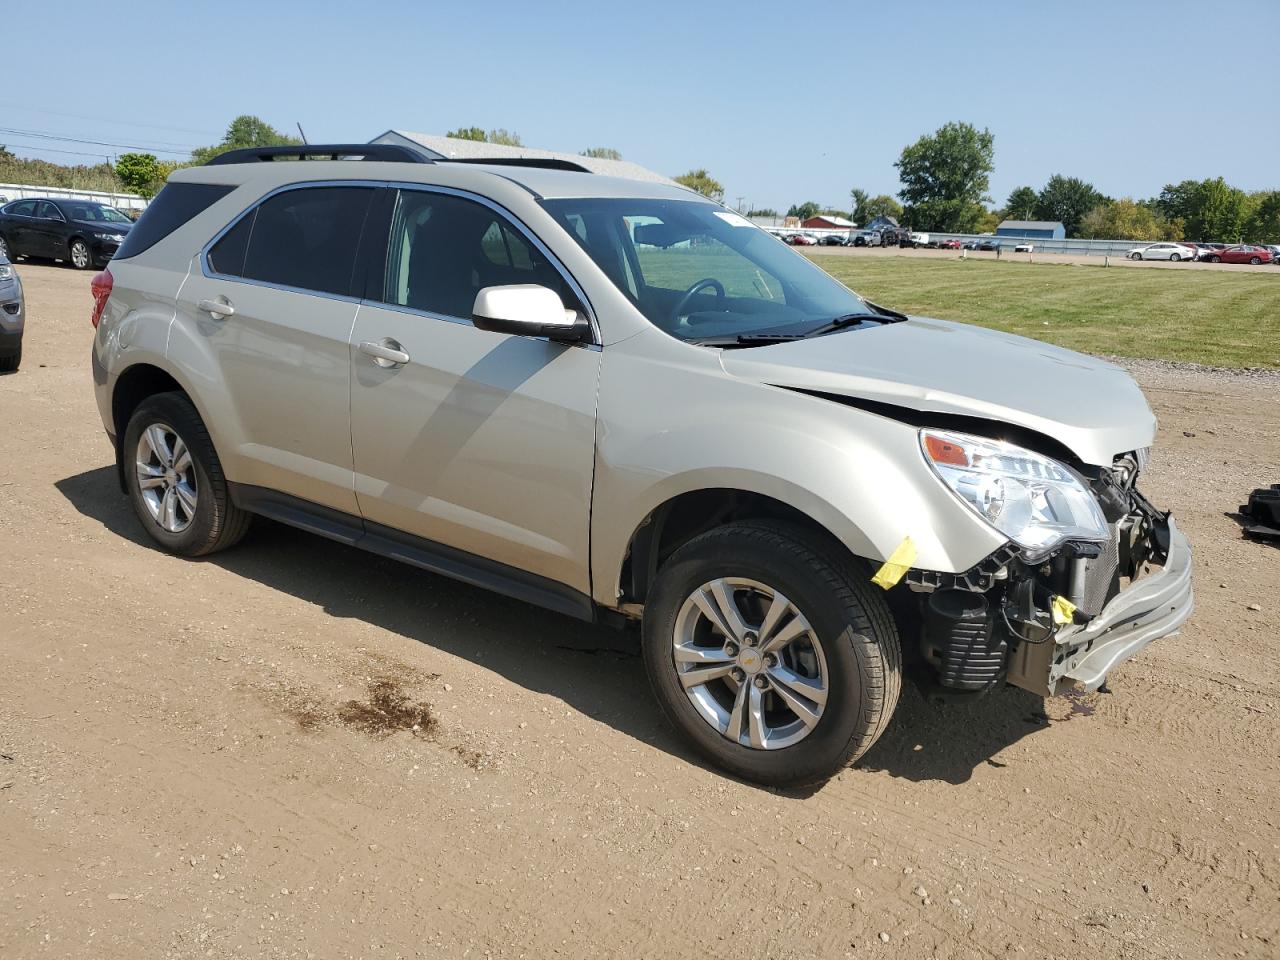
805,255,1280,369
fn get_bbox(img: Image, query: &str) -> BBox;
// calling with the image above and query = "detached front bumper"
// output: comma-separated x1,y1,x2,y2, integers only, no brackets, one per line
1007,517,1193,696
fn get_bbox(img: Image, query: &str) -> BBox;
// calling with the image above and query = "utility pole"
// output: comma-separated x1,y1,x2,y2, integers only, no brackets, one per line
735,195,746,213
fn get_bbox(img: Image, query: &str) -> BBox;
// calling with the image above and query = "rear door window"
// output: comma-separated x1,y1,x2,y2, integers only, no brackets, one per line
236,186,375,297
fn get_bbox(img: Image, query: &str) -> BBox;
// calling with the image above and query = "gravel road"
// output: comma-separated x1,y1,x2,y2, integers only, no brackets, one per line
2,263,1277,959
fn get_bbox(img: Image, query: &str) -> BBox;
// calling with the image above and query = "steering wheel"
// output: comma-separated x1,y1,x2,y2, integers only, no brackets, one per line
670,277,726,325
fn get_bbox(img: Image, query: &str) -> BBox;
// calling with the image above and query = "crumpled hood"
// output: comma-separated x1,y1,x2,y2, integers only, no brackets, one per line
719,317,1156,466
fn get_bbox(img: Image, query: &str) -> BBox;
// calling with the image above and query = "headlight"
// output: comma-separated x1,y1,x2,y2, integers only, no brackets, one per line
920,429,1108,558
0,265,12,281
94,233,126,243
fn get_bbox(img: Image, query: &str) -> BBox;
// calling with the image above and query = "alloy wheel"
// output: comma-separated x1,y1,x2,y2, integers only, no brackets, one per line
672,577,829,750
135,422,198,533
70,241,90,269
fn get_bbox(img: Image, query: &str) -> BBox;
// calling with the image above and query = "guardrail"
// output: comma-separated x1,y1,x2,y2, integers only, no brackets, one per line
0,183,149,212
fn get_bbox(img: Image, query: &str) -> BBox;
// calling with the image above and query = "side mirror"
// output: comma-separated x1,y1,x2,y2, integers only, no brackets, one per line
471,284,589,343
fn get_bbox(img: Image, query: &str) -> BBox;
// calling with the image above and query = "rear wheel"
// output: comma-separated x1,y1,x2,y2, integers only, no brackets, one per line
1250,256,1261,265
1211,255,1222,263
68,238,91,270
1170,253,1180,262
123,392,251,556
642,522,901,786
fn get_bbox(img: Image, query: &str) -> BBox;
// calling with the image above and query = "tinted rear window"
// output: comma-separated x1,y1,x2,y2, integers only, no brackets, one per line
114,182,234,260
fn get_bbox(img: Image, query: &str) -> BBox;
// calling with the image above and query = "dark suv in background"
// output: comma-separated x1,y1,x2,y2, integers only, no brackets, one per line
0,198,134,269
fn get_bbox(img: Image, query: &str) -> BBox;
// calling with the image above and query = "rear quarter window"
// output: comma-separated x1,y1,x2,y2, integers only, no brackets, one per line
114,182,235,260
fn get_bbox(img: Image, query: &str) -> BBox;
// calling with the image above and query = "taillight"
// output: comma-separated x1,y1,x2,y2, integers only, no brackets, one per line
90,268,113,328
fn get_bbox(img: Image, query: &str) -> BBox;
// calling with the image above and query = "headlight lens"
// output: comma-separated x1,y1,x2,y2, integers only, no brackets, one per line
94,233,126,243
0,264,12,280
920,429,1108,557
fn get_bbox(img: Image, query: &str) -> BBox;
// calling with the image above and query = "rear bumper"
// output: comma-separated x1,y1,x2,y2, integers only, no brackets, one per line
1008,517,1193,696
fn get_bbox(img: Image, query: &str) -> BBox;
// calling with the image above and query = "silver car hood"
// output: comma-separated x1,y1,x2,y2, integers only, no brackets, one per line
719,317,1156,466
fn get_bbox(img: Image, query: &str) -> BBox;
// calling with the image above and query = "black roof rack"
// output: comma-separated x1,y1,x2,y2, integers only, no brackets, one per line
440,157,592,174
204,144,431,166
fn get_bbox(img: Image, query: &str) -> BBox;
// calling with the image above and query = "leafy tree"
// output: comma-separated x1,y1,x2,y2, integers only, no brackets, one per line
861,195,902,223
974,208,1002,233
581,147,622,160
191,115,301,164
894,121,994,232
673,169,724,202
486,128,522,147
0,145,13,161
786,201,823,220
1078,199,1179,241
849,188,869,222
1004,186,1038,221
747,208,778,217
1034,175,1105,237
446,126,487,142
1245,191,1280,243
115,153,165,198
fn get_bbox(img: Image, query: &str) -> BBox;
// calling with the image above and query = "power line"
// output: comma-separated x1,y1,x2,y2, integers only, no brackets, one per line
0,140,119,161
0,101,220,138
0,126,195,155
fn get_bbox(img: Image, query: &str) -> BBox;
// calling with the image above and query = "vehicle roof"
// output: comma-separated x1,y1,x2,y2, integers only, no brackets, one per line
170,159,704,203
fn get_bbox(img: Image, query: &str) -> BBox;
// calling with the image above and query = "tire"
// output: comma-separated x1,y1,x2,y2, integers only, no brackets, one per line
68,238,92,270
0,347,19,373
1170,253,1180,262
1211,255,1222,263
641,521,902,786
1130,252,1142,260
122,392,251,557
1249,257,1261,265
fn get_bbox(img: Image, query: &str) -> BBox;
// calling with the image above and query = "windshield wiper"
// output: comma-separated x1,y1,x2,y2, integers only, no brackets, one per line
691,333,810,348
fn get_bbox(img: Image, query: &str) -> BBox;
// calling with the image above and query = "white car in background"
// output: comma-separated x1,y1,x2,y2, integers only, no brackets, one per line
1127,242,1196,262
1013,241,1034,253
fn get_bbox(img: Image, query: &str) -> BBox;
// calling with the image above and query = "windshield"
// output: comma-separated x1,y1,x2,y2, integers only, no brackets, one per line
540,198,875,342
62,202,132,223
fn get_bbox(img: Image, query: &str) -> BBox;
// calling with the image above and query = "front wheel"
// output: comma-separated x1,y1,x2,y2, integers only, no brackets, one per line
1170,253,1180,262
1249,257,1261,265
123,392,251,556
1130,252,1142,260
642,522,901,786
1211,255,1222,263
69,238,92,269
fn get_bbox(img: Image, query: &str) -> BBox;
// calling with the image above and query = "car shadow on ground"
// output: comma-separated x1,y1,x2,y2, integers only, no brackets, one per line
56,465,1055,791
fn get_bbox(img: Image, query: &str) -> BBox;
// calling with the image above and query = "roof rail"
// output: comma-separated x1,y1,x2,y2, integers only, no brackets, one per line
440,157,592,174
203,144,431,166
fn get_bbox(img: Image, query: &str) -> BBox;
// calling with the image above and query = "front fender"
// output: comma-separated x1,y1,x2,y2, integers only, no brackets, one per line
589,333,1007,608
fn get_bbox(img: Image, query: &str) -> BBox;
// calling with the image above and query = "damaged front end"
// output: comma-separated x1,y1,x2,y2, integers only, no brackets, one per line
907,440,1194,698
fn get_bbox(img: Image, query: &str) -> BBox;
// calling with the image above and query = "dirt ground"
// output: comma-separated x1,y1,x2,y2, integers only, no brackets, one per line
2,262,1278,960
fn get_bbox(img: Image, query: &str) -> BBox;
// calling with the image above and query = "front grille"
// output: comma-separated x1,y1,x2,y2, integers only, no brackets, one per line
1080,525,1121,617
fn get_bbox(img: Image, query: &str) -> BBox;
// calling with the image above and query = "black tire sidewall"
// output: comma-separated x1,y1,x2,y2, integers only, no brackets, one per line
122,394,223,555
642,527,885,785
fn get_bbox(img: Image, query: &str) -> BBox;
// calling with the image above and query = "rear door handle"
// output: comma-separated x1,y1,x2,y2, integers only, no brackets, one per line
198,297,235,320
358,338,410,367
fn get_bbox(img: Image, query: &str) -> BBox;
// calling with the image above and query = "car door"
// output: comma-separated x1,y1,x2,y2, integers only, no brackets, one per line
175,183,377,515
348,186,600,596
2,200,39,256
32,201,68,258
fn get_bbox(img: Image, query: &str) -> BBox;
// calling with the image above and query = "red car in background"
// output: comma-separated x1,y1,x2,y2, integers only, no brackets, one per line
939,238,962,249
1207,244,1272,265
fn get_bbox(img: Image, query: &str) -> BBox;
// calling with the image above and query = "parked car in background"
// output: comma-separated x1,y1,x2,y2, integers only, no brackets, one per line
1263,244,1280,263
974,238,1001,251
1194,242,1226,261
1126,242,1195,262
1205,244,1272,265
789,233,817,246
1013,241,1035,253
939,238,962,250
907,232,930,248
0,197,134,269
820,234,848,246
0,252,24,372
854,230,882,247
90,144,1193,786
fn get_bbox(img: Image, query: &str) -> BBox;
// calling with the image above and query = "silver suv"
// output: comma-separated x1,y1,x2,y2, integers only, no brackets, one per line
90,145,1193,785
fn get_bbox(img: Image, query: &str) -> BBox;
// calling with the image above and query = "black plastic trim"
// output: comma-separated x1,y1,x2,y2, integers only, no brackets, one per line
228,483,596,622
442,157,591,174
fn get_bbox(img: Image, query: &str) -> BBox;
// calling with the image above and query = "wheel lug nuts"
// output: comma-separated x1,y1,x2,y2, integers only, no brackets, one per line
724,643,738,657
753,675,768,689
731,668,745,682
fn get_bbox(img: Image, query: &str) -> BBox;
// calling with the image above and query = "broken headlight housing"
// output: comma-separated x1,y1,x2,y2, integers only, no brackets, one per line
920,429,1108,560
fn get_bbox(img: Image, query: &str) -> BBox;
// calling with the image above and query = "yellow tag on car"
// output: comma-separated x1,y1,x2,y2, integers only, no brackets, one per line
1051,595,1078,626
871,536,917,590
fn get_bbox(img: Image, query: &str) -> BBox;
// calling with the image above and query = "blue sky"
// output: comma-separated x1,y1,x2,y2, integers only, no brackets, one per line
4,1,1276,211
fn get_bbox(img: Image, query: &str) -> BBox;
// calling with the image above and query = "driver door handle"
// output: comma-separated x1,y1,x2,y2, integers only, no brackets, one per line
198,297,235,320
359,338,411,367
